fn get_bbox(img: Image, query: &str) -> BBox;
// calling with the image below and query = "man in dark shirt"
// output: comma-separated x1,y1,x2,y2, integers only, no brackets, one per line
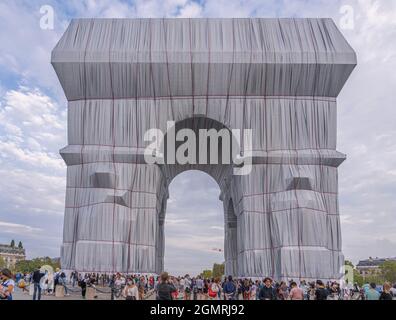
315,280,329,300
223,275,237,300
156,272,176,300
259,277,276,300
32,268,45,300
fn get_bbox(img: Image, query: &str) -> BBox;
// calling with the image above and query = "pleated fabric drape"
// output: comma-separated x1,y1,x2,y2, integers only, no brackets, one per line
52,18,356,280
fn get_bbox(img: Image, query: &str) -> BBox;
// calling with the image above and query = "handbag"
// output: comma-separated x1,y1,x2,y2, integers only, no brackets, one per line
208,285,217,298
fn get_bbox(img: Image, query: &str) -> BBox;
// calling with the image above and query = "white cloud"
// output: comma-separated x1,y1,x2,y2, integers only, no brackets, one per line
0,87,66,171
0,1,66,100
0,85,66,258
333,1,396,262
177,1,203,18
0,221,42,234
0,168,65,215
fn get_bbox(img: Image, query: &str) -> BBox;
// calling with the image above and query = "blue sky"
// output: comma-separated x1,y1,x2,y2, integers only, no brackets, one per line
0,0,395,275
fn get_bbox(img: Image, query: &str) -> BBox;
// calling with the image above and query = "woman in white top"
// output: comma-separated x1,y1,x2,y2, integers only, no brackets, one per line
208,278,221,300
123,279,140,300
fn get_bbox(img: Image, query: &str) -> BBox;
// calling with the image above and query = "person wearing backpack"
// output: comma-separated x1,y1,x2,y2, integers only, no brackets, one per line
156,272,177,300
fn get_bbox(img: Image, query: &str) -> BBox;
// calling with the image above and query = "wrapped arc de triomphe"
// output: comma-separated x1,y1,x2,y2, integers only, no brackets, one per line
52,18,356,280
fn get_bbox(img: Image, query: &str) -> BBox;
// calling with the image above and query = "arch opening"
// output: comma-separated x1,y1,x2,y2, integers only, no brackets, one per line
163,170,225,276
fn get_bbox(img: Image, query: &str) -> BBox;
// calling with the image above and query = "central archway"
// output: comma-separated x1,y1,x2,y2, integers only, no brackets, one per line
163,170,225,276
158,116,239,276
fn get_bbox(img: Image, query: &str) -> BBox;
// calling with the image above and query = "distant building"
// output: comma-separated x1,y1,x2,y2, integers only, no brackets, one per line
0,243,26,269
356,257,396,277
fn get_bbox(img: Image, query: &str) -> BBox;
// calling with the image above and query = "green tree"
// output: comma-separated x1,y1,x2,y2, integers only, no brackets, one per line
0,256,6,268
352,269,364,286
364,274,385,285
380,261,396,283
14,256,61,273
18,241,23,249
10,239,15,247
212,263,225,279
344,259,364,286
201,270,212,279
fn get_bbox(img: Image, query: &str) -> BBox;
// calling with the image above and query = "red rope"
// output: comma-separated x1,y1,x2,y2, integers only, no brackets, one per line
189,18,195,116
238,207,338,216
108,19,117,274
205,18,210,117
162,18,174,121
70,19,94,271
224,19,235,127
64,240,156,247
238,245,342,255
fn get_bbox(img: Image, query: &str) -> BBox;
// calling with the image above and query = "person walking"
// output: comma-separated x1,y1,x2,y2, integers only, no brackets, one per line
156,272,177,300
196,276,204,300
299,280,308,300
242,279,251,300
256,280,263,300
365,282,380,300
208,278,221,300
328,282,340,300
79,274,88,299
379,282,393,300
315,280,329,300
53,268,60,289
390,283,396,298
183,275,192,300
223,275,236,300
289,281,304,300
0,269,15,300
123,279,139,300
277,281,289,300
171,276,179,300
71,271,78,287
258,277,276,300
58,272,69,296
32,268,44,300
251,281,258,300
138,276,146,300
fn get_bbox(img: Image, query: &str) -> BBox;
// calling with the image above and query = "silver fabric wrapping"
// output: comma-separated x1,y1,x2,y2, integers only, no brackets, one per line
52,18,356,280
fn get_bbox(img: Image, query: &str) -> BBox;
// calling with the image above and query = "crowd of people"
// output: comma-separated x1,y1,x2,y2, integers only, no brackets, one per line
1,267,395,301
0,268,153,300
153,273,396,300
0,267,73,300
